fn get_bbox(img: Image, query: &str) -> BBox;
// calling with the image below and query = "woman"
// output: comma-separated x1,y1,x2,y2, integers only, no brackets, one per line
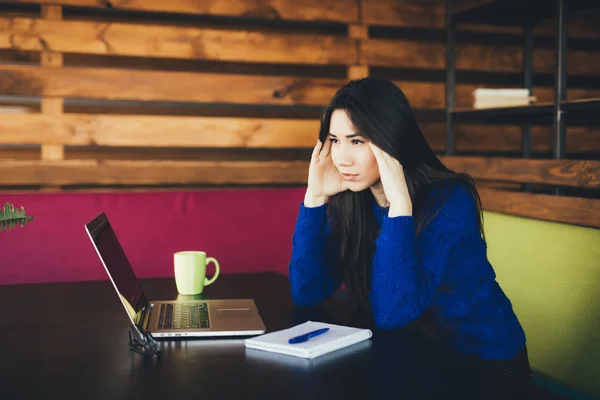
288,77,530,379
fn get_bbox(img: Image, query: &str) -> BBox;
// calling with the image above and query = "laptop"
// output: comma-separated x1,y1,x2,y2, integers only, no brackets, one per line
85,212,266,338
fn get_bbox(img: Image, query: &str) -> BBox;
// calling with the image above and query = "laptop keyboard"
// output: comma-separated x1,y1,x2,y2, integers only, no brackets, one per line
158,303,210,330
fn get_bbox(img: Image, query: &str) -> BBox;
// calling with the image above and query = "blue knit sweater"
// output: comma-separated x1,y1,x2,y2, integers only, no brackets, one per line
288,184,526,360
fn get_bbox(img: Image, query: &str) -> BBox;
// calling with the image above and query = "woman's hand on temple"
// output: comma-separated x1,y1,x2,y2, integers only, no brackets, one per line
369,142,412,217
304,139,349,207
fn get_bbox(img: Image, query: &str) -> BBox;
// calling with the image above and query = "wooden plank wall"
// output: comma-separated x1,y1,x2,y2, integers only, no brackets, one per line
0,0,598,227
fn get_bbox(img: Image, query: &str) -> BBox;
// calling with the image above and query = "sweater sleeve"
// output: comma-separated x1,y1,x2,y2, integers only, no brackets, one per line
370,185,478,329
288,203,342,307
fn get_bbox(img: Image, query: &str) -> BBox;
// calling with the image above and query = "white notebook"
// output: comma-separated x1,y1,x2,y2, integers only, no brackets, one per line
244,321,372,359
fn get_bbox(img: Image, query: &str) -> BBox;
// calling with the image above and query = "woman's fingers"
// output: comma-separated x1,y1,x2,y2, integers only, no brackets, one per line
320,137,332,160
368,142,384,165
311,140,322,161
368,141,379,154
369,142,397,167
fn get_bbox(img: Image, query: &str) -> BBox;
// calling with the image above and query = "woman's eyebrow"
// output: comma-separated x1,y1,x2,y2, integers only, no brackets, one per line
328,132,363,138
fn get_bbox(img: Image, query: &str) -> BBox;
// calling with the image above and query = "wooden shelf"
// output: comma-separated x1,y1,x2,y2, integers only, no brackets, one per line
451,98,600,125
562,97,600,112
453,0,600,26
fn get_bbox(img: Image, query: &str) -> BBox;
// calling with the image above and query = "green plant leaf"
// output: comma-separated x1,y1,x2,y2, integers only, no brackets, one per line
0,203,34,232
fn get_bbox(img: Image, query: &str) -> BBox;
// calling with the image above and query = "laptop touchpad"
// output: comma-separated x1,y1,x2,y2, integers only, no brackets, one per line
217,308,253,319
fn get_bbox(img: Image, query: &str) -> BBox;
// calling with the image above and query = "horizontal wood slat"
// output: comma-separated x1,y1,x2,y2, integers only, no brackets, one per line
0,160,310,185
5,0,599,42
3,65,600,108
420,124,600,154
2,18,599,75
0,113,598,154
363,0,445,29
0,146,312,161
479,188,600,228
0,122,598,161
0,17,357,65
1,159,597,227
474,181,522,191
6,0,359,23
362,39,600,75
363,0,600,39
3,148,598,189
0,114,320,148
0,65,343,105
443,124,600,154
441,156,600,188
0,158,595,227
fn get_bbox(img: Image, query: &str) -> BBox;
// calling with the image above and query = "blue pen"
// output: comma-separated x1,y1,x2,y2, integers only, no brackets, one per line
288,328,330,344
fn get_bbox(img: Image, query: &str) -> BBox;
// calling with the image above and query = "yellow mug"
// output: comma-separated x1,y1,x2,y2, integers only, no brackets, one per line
174,251,220,295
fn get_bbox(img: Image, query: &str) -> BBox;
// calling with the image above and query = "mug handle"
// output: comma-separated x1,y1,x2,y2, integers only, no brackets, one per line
204,257,220,287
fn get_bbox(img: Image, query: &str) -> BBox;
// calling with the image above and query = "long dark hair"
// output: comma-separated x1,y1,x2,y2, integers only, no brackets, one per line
318,77,484,318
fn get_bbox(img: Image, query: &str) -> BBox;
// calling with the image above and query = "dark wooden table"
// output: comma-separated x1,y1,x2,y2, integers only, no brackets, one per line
0,273,562,400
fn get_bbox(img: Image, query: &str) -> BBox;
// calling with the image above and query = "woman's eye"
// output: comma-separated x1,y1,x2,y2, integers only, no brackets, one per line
329,138,339,144
352,140,364,145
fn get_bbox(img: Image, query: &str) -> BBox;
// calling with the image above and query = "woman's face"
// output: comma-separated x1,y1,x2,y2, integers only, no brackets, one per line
328,109,381,192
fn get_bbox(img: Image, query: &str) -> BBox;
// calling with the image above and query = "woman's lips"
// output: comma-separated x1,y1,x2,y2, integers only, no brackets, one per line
341,173,359,181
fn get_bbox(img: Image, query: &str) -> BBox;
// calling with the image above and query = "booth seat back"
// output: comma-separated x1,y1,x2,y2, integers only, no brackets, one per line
1,188,306,285
484,211,600,398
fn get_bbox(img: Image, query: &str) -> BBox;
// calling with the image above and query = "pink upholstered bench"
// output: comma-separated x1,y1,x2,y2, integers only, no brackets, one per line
0,188,305,285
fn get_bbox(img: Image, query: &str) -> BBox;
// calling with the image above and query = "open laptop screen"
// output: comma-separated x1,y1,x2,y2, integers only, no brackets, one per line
85,213,147,323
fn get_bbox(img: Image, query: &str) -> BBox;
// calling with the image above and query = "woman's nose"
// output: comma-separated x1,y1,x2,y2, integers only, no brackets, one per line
333,150,353,167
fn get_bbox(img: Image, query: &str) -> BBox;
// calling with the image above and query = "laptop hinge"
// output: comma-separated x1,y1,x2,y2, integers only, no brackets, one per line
137,302,154,331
